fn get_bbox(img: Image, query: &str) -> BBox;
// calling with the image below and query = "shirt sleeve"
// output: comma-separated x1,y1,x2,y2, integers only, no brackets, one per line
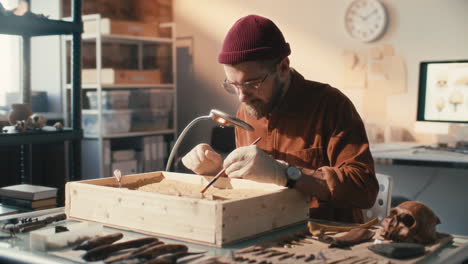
318,92,379,209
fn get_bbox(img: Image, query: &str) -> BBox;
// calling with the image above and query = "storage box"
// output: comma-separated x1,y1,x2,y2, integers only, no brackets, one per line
62,0,138,21
83,110,132,136
129,89,150,109
134,0,173,23
65,171,309,247
148,90,173,112
82,69,162,85
131,109,170,132
83,18,159,38
143,44,172,83
86,90,130,110
129,89,174,110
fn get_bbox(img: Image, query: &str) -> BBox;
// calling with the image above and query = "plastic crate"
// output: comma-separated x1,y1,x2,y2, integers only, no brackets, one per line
148,90,173,112
86,90,130,110
83,110,132,136
131,109,170,132
129,89,150,109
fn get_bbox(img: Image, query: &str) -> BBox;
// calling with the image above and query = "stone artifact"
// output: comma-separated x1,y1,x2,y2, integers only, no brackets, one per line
368,242,425,259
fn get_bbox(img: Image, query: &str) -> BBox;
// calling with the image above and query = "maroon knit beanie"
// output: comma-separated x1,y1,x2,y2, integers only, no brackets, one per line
218,14,290,65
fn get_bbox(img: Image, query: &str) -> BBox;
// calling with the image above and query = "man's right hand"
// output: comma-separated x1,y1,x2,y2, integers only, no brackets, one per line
181,144,223,175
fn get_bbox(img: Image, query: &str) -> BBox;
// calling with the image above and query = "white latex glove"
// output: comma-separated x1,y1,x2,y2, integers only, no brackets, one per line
181,143,223,175
223,145,288,186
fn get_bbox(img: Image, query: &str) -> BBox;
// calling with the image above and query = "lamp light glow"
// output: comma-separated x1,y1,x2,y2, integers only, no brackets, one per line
165,109,253,171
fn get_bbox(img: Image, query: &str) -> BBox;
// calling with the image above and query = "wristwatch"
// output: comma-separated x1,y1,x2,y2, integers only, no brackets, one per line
285,166,302,188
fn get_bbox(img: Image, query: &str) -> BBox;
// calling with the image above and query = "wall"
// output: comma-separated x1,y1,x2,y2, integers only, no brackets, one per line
174,0,468,234
174,0,468,145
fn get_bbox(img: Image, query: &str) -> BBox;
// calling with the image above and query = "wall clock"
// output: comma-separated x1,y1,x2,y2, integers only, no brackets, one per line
344,0,388,42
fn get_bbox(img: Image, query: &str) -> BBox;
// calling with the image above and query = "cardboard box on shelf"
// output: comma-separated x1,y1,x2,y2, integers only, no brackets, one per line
159,27,172,38
143,44,173,83
62,0,138,21
63,0,172,36
134,0,173,23
83,18,160,38
82,69,162,85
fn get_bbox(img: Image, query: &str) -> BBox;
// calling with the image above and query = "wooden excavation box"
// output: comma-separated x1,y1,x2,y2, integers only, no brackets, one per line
65,171,309,247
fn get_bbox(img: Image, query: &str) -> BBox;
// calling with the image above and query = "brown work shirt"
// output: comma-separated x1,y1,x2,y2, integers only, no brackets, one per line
235,69,378,223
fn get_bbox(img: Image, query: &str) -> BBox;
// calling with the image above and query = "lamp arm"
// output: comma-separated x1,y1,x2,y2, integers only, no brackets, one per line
165,115,212,172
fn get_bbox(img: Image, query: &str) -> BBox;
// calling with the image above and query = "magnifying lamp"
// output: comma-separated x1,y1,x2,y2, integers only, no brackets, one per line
165,109,254,172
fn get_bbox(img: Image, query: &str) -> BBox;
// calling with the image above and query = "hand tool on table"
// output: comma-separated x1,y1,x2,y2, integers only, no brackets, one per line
308,217,378,234
200,136,262,194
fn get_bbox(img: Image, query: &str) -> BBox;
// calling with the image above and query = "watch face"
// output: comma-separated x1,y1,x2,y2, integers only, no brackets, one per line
345,0,388,42
287,166,302,181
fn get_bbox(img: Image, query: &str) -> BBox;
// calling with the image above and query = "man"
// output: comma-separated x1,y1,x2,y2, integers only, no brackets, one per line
182,14,378,223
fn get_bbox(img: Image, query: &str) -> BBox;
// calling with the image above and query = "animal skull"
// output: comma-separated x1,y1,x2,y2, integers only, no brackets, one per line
30,114,46,129
14,120,27,132
381,201,440,244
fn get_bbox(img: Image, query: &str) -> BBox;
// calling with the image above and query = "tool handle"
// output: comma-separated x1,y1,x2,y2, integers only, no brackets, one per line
200,169,226,194
200,136,262,194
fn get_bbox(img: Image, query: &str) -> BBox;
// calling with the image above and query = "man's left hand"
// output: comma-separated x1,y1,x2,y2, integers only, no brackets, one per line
223,145,288,186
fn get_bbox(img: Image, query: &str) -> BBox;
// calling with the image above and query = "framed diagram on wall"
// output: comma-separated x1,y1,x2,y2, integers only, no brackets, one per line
417,60,468,123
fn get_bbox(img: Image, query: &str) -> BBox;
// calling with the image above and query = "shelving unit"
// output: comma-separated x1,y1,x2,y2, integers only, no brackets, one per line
0,15,81,36
0,0,83,183
62,14,177,179
67,83,174,89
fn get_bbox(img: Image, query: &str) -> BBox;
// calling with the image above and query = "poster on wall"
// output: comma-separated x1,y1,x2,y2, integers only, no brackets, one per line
418,60,468,123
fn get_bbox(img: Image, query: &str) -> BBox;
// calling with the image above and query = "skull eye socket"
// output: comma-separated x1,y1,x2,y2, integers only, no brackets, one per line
388,209,397,216
399,214,415,227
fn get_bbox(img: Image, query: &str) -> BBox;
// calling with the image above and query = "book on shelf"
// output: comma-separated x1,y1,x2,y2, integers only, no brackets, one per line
1,197,57,209
33,204,57,211
0,184,57,201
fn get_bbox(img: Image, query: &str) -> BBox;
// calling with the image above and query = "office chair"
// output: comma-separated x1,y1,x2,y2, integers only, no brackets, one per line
363,173,393,223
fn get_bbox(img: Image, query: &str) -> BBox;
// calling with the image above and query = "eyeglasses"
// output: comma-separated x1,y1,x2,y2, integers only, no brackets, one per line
222,72,271,95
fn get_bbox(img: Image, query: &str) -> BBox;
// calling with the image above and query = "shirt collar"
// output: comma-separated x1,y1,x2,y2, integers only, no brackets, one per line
269,68,306,118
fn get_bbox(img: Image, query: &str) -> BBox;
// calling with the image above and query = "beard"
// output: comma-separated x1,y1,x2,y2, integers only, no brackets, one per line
243,74,285,119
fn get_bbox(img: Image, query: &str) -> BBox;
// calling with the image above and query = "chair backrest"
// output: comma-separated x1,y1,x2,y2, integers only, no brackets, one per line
362,173,393,223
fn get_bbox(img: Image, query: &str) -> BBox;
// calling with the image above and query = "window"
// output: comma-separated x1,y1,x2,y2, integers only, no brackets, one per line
0,0,20,114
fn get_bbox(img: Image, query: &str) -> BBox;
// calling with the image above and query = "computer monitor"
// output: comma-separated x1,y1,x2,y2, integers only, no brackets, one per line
417,60,468,123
